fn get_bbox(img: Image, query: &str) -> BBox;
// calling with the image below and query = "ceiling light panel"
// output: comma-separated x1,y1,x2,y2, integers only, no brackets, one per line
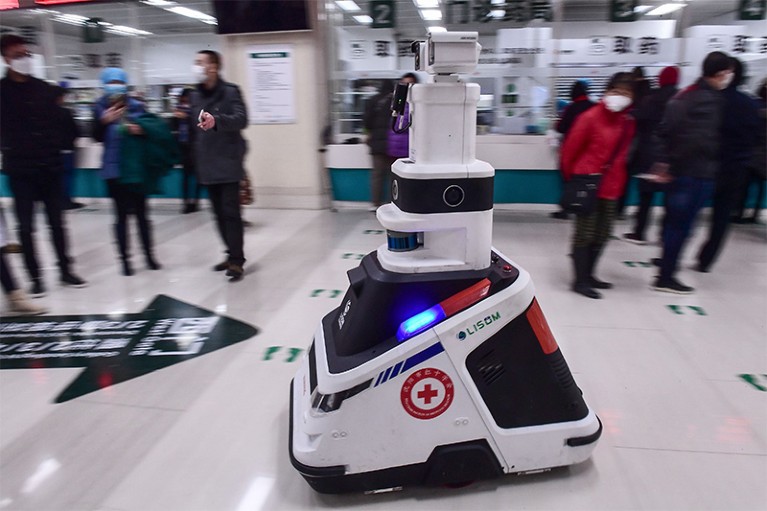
354,15,372,23
419,9,442,20
646,3,685,15
336,0,361,12
414,0,439,7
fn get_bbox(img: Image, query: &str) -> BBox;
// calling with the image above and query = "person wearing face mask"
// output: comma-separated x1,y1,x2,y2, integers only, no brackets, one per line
189,50,249,282
560,72,636,299
0,34,87,298
649,51,733,294
94,67,174,276
693,57,761,273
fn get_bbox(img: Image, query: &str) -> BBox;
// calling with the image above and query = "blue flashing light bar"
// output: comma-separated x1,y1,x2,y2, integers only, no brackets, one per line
396,304,446,342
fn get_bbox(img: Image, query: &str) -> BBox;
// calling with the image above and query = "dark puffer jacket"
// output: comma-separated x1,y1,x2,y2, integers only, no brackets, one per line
190,79,248,185
0,75,63,173
656,78,724,180
628,84,678,175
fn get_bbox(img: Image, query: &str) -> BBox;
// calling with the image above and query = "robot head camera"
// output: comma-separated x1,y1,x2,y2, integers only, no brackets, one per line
411,31,480,76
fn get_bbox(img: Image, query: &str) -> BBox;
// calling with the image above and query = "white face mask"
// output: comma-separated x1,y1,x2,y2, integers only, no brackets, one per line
719,72,734,90
9,56,33,76
192,64,207,83
604,94,632,112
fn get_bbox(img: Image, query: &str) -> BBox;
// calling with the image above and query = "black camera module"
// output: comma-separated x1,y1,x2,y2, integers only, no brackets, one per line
443,185,465,207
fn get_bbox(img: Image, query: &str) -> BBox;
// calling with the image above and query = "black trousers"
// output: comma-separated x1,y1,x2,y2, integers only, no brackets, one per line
180,143,200,204
697,164,749,270
106,179,152,260
0,252,18,293
207,182,245,266
8,169,71,281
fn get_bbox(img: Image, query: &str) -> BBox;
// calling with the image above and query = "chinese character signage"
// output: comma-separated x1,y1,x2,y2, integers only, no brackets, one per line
444,0,551,25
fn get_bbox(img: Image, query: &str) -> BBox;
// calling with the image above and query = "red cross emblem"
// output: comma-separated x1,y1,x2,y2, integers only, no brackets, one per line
400,367,454,420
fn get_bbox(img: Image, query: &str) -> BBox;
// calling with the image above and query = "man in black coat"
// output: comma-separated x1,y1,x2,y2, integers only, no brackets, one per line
651,51,733,294
0,34,86,297
622,66,680,244
694,57,761,272
190,50,249,282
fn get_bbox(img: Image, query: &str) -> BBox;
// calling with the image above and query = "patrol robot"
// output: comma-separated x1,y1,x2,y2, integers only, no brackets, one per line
289,31,601,494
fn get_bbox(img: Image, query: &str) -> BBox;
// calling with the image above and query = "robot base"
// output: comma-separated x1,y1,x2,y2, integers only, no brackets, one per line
289,250,602,494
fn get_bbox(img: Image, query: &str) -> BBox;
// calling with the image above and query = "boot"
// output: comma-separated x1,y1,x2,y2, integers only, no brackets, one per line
588,244,613,290
138,217,161,270
7,289,46,316
115,222,133,276
572,247,601,299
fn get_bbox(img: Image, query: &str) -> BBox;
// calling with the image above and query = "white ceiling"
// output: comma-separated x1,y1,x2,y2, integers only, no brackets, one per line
0,0,748,42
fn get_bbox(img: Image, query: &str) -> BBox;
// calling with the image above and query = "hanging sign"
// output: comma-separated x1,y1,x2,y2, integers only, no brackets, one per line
739,0,766,20
246,45,296,125
0,295,258,403
370,0,395,28
610,0,637,22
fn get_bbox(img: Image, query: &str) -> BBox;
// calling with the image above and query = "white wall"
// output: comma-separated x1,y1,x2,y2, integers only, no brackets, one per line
224,30,327,209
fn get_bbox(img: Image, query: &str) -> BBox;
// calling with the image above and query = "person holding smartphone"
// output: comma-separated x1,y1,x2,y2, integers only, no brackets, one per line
93,67,163,276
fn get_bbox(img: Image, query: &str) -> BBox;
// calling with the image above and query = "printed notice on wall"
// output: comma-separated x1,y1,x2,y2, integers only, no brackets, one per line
246,45,295,124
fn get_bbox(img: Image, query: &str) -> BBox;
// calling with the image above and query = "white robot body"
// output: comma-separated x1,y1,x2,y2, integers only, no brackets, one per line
290,31,600,494
290,252,601,493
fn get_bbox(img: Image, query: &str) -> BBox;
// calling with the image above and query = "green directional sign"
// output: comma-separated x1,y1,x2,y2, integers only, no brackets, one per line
0,295,258,403
371,0,395,28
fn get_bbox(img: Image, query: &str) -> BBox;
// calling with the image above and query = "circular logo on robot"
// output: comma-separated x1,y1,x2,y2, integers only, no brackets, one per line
457,331,467,341
391,179,399,200
400,368,454,420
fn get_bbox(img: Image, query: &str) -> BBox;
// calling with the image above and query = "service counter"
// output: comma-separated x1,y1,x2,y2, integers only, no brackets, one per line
325,134,564,205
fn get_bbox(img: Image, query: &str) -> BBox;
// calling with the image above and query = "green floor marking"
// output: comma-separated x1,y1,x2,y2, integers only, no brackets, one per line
329,290,342,298
263,346,281,360
623,261,636,267
667,305,684,314
363,229,384,235
342,253,364,260
738,374,767,392
286,348,304,363
688,306,706,316
310,289,326,297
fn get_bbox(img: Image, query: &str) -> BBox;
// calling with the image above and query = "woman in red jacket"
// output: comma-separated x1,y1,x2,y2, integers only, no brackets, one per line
561,72,636,299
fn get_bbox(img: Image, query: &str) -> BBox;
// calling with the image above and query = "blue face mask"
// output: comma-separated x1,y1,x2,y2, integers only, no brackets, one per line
104,83,127,95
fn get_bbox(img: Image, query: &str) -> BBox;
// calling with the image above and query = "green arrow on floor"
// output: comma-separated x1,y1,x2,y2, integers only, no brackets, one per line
667,305,684,314
738,374,767,392
687,306,706,316
624,261,636,267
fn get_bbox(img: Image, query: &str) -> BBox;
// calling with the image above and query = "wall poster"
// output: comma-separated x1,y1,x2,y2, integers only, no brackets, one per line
246,45,296,125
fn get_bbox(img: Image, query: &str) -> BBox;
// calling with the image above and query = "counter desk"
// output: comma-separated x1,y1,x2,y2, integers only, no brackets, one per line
325,134,565,206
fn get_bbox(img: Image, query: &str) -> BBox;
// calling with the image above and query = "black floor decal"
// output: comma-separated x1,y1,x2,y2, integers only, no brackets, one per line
0,295,259,403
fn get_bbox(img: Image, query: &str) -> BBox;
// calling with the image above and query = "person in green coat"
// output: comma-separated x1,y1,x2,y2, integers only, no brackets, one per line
94,67,178,276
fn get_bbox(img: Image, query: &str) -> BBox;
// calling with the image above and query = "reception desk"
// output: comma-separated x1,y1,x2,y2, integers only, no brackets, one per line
325,134,564,205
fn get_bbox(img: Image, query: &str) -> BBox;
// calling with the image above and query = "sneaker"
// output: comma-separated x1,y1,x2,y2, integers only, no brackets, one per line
651,277,694,294
29,279,46,298
226,264,244,282
213,261,229,272
550,210,570,220
622,232,647,245
61,272,87,288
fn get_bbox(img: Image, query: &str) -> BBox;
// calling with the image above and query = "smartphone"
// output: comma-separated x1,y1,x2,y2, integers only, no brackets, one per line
198,109,206,123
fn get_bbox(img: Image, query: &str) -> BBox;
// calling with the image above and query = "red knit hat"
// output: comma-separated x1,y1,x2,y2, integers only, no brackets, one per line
658,66,680,87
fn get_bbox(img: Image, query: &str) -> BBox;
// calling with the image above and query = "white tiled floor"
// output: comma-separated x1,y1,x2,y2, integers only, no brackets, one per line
1,202,765,511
